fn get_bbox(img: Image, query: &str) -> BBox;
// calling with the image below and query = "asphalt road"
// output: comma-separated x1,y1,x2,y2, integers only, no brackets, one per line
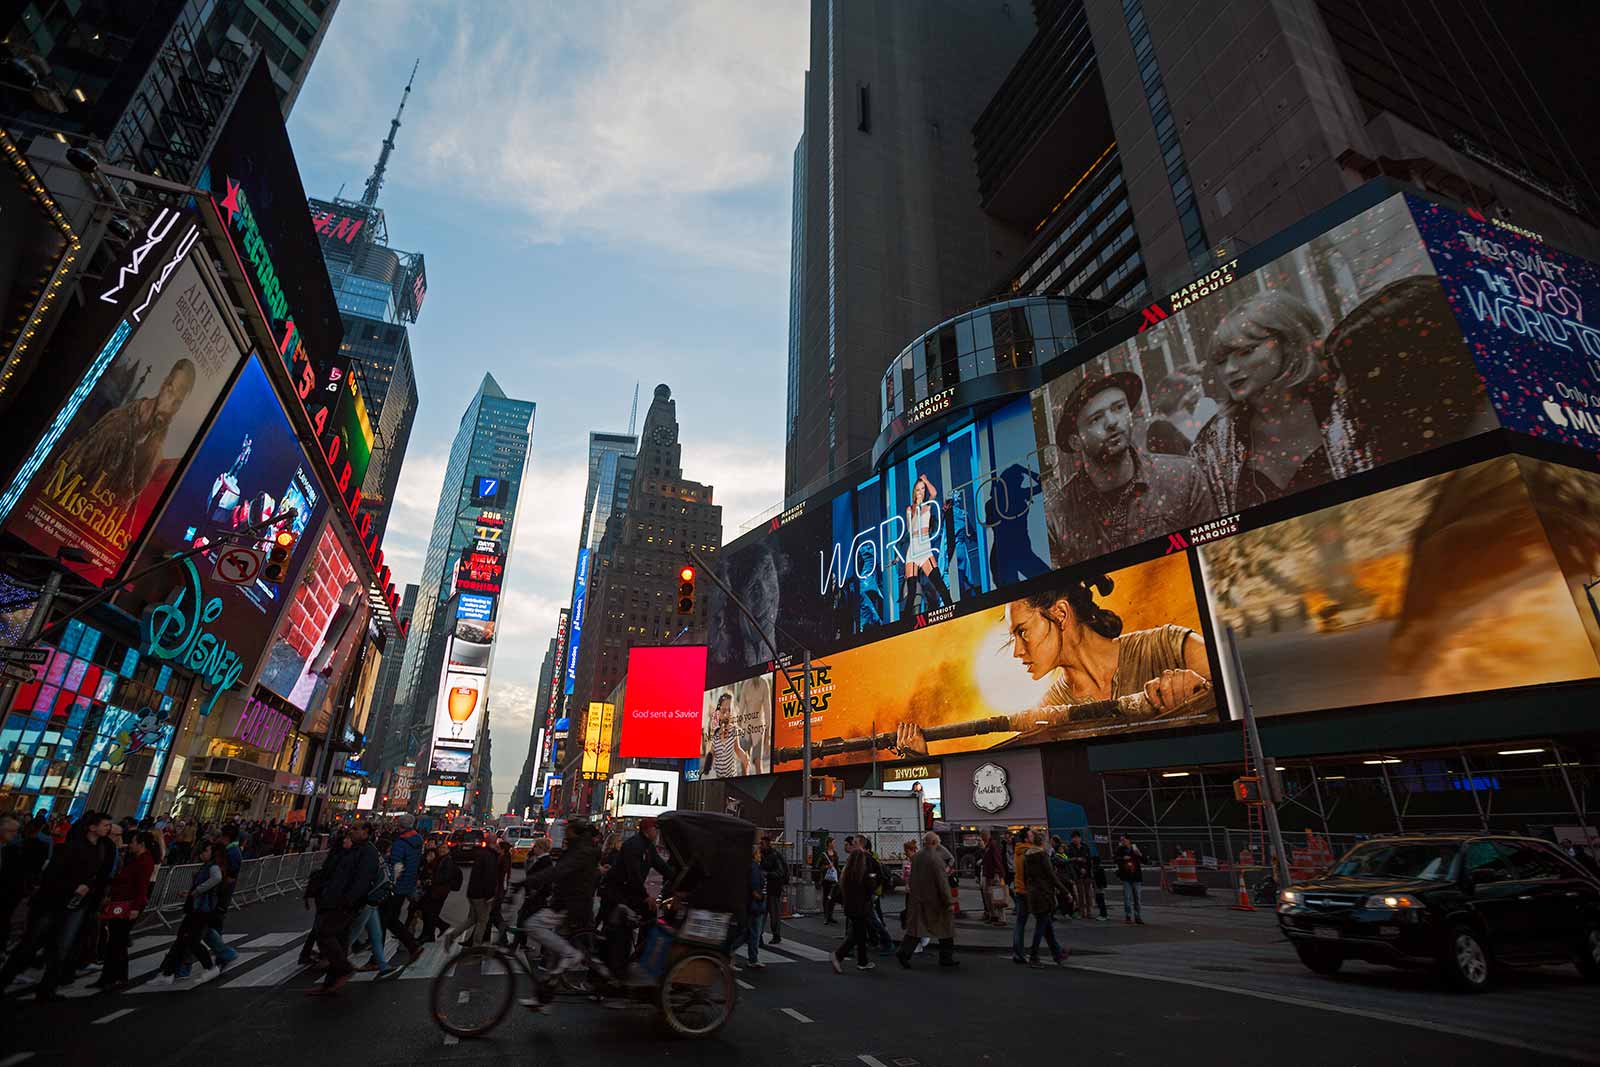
1,877,1594,1067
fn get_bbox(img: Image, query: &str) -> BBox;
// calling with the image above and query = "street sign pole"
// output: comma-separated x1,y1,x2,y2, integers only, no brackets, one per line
1225,625,1291,889
802,647,812,889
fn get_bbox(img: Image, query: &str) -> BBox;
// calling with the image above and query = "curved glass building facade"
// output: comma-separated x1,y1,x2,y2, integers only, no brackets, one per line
879,296,1101,431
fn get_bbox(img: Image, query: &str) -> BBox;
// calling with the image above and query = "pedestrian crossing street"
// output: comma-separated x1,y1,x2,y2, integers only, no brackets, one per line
5,928,833,1001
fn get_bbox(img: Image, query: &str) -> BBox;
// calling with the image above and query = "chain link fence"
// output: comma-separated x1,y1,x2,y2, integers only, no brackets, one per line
139,850,327,931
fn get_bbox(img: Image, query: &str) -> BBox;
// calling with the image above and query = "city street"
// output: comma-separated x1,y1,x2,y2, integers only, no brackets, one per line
4,882,1596,1066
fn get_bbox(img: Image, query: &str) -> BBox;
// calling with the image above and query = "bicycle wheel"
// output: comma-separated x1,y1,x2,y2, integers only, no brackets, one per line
659,952,735,1038
431,946,516,1038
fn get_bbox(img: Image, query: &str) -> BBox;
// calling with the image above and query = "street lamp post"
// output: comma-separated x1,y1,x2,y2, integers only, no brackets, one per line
686,547,815,893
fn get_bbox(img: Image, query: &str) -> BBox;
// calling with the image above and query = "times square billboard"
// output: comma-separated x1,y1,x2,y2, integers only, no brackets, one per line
706,185,1600,774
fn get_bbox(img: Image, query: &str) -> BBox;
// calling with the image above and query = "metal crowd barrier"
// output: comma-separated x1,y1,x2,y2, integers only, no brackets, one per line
138,850,328,931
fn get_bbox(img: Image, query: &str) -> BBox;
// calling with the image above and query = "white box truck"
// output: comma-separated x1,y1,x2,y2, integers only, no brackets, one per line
783,789,924,882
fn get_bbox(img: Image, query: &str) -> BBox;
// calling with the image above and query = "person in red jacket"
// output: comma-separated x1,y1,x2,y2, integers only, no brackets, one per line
92,831,157,990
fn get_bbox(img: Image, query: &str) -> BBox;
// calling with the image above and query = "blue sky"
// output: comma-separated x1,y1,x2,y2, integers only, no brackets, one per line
286,1,807,806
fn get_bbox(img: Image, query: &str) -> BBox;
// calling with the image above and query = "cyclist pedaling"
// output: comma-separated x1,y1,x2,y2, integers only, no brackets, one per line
520,818,603,977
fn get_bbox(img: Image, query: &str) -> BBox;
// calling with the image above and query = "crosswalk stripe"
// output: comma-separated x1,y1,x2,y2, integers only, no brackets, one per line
347,938,402,982
128,935,172,957
222,947,311,989
239,932,304,949
129,952,263,994
401,942,450,980
767,940,832,962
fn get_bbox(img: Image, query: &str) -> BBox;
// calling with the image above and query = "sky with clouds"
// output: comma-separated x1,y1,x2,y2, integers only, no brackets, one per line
286,1,807,809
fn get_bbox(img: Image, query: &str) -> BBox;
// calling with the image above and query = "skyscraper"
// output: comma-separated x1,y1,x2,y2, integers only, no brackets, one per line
370,582,417,774
1077,0,1600,291
555,430,635,722
973,0,1150,310
784,0,1033,499
559,385,721,813
308,63,426,547
1,0,338,178
509,634,559,814
393,374,536,772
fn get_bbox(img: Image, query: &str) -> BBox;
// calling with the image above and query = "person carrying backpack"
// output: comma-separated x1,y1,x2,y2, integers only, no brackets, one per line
382,814,424,964
156,840,221,983
346,831,401,980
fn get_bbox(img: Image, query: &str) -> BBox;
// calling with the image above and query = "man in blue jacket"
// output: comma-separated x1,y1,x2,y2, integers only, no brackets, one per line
382,814,424,964
310,823,381,995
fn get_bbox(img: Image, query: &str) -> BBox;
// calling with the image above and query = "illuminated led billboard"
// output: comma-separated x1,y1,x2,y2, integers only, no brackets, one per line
618,645,708,758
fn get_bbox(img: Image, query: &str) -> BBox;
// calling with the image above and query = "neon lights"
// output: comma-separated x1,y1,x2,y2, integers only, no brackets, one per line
138,557,246,717
0,320,131,526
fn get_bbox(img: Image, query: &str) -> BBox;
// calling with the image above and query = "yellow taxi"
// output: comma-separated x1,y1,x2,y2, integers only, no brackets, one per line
504,825,539,867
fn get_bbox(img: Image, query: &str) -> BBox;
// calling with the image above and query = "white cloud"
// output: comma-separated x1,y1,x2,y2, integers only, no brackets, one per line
486,679,543,808
381,448,447,592
679,438,786,538
296,1,808,272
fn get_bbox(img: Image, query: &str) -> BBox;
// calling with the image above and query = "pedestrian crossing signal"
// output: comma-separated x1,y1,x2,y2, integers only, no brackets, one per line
1233,776,1263,804
263,529,296,583
676,564,695,615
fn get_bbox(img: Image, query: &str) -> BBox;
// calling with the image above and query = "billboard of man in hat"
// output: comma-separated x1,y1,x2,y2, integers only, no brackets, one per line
1048,370,1213,566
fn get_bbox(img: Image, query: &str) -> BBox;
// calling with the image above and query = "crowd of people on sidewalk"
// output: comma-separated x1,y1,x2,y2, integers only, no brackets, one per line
0,806,408,1000
787,826,1160,977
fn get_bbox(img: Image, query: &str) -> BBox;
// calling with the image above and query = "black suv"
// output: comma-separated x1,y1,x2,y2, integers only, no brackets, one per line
1277,834,1600,991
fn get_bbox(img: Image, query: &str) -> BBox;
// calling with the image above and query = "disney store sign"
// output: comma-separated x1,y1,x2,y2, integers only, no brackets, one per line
138,557,246,717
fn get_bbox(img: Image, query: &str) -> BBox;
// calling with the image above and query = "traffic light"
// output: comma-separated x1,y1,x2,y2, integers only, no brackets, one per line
263,528,297,582
1233,776,1263,804
675,564,696,615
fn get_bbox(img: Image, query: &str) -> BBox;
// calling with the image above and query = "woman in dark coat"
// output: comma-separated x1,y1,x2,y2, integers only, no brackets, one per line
829,844,879,973
896,832,956,968
1020,830,1069,966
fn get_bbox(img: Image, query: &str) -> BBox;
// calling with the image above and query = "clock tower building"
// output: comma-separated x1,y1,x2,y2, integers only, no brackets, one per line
559,385,722,811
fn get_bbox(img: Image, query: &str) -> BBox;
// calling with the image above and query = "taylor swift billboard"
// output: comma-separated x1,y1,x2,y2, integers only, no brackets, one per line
771,551,1217,771
1030,192,1496,572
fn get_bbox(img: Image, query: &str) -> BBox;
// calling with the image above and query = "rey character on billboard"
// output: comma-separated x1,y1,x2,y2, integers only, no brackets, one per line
901,473,953,615
886,575,1213,760
701,692,756,779
1189,291,1374,514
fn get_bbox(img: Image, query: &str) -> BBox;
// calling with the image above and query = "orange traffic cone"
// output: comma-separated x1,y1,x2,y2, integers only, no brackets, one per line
1230,871,1255,911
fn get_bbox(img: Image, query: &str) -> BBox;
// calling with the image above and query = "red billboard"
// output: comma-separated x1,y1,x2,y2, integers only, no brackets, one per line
618,645,708,758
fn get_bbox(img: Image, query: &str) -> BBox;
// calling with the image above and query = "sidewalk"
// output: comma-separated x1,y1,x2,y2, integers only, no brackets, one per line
782,880,1282,956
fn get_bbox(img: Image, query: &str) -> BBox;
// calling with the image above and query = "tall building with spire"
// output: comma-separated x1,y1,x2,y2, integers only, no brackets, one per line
307,61,427,550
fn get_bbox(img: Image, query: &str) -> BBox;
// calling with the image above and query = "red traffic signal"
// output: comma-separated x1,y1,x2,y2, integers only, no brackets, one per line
676,564,696,615
264,528,297,583
1233,776,1263,804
